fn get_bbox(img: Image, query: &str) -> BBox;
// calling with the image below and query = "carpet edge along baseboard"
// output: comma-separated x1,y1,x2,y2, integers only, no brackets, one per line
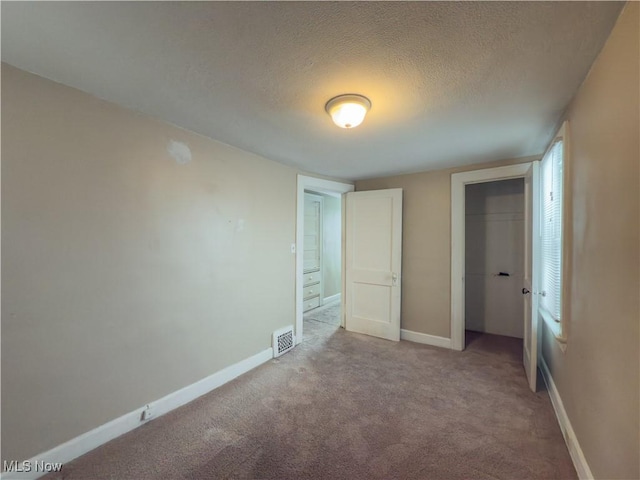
1,348,274,480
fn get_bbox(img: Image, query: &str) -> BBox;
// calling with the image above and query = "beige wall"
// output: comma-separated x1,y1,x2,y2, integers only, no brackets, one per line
1,64,297,461
541,3,639,479
356,156,535,337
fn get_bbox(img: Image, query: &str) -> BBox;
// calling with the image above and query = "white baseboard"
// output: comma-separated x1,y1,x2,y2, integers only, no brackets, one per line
540,357,593,480
323,293,341,304
1,348,273,480
401,329,452,349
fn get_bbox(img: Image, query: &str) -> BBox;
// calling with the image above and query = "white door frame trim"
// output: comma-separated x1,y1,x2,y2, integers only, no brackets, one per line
450,162,533,351
296,175,354,344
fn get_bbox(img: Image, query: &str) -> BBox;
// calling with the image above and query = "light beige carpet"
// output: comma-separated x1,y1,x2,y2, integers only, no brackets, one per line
303,301,341,326
43,322,576,479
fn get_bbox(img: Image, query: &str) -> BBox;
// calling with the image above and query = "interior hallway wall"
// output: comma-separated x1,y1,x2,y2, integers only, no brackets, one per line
541,3,639,478
2,64,297,462
465,179,524,338
321,194,341,300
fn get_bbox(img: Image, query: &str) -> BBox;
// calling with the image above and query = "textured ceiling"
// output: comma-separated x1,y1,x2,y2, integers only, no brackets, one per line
1,2,624,180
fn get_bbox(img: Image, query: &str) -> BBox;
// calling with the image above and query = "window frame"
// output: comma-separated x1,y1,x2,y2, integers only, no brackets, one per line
538,121,569,344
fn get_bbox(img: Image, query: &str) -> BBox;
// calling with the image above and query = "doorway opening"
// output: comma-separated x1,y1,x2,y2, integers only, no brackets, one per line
464,178,525,355
450,162,533,351
302,190,342,339
295,176,354,344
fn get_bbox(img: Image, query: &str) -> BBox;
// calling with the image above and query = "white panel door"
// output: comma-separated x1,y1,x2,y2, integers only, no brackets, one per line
523,162,541,392
345,189,402,341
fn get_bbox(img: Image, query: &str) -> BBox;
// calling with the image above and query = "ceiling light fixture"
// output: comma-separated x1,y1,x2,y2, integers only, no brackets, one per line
325,94,371,129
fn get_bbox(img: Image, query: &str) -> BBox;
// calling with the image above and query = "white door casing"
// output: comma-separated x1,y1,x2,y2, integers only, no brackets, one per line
345,189,403,341
451,162,534,351
523,161,541,392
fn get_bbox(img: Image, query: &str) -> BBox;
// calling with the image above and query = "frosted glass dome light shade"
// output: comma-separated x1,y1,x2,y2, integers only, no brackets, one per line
325,94,371,129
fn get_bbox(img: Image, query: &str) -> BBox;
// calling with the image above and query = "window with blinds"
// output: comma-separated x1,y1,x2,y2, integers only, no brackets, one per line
540,140,563,322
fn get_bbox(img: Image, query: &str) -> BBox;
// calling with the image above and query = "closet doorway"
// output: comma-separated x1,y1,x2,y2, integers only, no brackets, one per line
465,178,525,340
451,162,540,391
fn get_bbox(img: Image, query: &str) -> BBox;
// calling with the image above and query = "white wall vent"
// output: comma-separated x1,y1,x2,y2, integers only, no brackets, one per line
273,326,295,358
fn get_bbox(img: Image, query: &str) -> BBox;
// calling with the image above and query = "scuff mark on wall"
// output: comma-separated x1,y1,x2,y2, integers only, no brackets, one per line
167,140,192,165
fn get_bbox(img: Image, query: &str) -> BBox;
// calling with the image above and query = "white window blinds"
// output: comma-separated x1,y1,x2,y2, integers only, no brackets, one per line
540,140,563,322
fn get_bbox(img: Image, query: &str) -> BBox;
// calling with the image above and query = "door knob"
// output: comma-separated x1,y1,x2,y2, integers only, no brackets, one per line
392,273,398,286
522,288,530,295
